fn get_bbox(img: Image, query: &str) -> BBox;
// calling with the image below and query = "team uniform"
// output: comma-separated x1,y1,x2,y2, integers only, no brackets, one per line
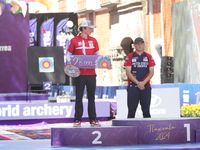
68,34,99,122
124,51,156,118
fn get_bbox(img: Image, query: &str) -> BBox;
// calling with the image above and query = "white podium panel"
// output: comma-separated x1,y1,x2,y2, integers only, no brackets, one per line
116,87,180,119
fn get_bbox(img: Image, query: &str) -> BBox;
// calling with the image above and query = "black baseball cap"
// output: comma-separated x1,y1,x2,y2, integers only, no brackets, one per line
134,37,144,44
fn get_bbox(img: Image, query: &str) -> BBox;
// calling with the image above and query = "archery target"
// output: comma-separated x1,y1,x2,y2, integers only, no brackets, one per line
96,56,111,69
39,57,54,72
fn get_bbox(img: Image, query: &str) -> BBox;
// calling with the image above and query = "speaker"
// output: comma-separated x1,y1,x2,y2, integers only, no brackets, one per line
161,56,174,83
27,46,66,85
161,73,174,83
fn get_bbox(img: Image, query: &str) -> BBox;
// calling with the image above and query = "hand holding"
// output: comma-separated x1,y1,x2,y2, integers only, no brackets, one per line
68,61,72,65
137,82,145,90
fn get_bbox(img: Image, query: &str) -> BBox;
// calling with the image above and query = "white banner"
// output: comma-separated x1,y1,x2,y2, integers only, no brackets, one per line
116,87,180,119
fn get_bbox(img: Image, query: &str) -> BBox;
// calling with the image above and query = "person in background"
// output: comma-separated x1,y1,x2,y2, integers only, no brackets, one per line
10,0,27,17
124,37,156,118
67,20,101,127
0,0,5,16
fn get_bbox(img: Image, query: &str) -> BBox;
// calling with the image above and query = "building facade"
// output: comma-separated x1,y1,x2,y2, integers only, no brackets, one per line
74,0,184,86
30,0,185,86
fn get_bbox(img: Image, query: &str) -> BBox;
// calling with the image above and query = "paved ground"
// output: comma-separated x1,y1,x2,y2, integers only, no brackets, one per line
1,140,200,150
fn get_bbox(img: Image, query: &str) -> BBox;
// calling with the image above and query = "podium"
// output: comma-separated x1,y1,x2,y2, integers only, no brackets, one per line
51,117,200,146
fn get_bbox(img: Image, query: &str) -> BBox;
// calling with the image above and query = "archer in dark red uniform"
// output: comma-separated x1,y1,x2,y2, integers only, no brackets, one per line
124,37,156,118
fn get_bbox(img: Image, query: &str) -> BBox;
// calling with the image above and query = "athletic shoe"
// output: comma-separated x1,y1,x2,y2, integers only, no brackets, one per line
73,120,81,127
90,120,101,127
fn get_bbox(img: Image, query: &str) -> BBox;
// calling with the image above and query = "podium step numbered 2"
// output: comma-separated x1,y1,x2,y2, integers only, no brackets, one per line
51,126,137,146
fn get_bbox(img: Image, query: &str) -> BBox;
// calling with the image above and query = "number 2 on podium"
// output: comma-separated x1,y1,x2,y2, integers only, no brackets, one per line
92,131,102,144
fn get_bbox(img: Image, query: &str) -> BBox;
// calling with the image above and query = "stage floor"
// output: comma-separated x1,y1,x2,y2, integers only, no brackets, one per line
0,94,200,149
1,139,200,150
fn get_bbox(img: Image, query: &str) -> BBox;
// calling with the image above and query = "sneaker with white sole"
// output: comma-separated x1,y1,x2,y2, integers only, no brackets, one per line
73,120,81,127
90,120,101,127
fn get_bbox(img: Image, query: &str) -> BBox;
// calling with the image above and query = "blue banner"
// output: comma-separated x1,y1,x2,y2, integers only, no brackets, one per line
29,18,37,46
53,83,200,107
56,18,70,65
40,18,54,46
152,83,200,106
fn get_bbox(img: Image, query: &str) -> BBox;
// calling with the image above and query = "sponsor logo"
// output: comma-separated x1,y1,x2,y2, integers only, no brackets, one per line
132,58,136,62
150,94,162,108
78,42,82,46
143,56,148,61
136,94,166,116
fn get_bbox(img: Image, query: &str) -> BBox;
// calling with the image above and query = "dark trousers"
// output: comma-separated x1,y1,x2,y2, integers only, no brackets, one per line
127,86,151,118
74,75,97,121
